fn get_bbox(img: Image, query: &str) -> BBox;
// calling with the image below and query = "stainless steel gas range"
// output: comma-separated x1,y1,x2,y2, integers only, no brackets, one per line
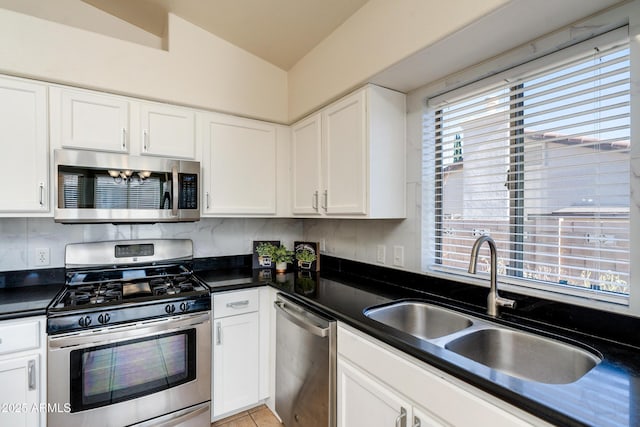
46,239,211,427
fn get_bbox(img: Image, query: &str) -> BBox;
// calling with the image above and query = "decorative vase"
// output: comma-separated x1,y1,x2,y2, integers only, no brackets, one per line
275,261,287,273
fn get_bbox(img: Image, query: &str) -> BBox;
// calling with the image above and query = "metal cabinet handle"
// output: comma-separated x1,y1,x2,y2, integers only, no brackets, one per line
413,416,421,427
28,359,36,391
216,322,221,345
312,191,319,211
395,407,407,427
226,300,249,309
322,189,328,211
38,182,44,207
143,129,149,151
121,128,126,150
206,192,210,209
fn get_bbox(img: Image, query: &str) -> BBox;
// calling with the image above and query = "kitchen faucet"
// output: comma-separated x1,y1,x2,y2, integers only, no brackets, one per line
468,235,516,317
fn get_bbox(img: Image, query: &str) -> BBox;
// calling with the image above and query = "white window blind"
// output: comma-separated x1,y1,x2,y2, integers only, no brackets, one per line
423,29,630,299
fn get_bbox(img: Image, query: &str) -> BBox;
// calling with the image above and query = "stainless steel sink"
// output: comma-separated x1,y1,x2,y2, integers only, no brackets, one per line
364,301,473,340
445,328,601,384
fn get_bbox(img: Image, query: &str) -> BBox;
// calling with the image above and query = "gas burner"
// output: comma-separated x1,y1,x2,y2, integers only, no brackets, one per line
68,291,91,306
152,283,178,296
179,282,194,292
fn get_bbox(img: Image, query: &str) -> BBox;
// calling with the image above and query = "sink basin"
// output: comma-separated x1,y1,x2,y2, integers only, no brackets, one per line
445,328,601,384
364,301,473,340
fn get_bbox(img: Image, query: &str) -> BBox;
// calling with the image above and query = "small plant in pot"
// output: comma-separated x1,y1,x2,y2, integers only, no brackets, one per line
270,244,294,273
255,242,276,267
295,248,317,270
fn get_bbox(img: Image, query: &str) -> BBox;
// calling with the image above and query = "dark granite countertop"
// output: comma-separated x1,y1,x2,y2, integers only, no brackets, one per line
198,258,640,427
2,255,638,426
0,268,64,320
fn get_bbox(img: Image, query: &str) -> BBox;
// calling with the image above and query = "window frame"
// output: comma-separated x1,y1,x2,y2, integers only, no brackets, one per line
420,9,640,316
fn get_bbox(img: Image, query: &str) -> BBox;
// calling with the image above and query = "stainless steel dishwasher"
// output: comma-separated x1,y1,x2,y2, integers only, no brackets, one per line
274,293,336,427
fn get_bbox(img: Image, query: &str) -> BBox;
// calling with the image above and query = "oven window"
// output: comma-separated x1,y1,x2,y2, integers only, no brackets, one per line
69,330,196,412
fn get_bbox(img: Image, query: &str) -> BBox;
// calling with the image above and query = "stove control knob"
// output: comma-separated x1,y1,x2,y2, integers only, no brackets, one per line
165,304,176,314
180,302,189,312
98,313,111,324
78,316,92,328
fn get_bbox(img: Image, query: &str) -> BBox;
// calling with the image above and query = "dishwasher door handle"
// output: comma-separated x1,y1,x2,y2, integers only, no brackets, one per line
274,300,330,338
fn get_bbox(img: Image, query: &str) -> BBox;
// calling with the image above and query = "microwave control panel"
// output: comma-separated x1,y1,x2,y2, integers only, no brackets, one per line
179,174,198,209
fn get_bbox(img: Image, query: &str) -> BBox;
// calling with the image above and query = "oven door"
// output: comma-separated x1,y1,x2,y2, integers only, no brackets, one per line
47,312,211,427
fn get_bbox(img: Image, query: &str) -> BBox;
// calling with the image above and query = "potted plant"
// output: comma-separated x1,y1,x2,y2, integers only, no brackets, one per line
295,248,317,270
255,242,276,267
270,244,294,273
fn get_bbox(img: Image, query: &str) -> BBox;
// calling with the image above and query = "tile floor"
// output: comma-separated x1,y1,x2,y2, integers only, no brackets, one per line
211,405,283,427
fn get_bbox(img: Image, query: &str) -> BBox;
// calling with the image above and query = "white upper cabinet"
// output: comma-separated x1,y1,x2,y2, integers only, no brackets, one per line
323,90,368,215
291,113,322,214
0,76,48,214
201,113,278,215
51,86,197,159
56,87,129,153
140,102,196,159
291,85,406,218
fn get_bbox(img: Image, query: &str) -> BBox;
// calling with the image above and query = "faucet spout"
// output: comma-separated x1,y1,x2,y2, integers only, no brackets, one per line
468,235,516,317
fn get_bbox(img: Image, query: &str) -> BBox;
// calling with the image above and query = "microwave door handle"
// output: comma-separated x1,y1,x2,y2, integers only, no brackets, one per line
172,165,179,216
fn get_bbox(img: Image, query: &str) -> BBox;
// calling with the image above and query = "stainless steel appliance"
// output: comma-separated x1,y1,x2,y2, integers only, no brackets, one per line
274,293,336,427
54,149,200,223
47,239,211,427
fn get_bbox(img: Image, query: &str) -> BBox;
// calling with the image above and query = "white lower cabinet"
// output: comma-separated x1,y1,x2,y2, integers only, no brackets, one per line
337,323,548,427
212,288,270,421
338,358,412,427
0,316,46,427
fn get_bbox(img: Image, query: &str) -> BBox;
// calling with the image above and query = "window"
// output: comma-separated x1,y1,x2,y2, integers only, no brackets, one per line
423,28,631,303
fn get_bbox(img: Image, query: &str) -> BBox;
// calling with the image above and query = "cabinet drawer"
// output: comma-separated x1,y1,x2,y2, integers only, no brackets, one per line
0,319,40,355
214,289,259,318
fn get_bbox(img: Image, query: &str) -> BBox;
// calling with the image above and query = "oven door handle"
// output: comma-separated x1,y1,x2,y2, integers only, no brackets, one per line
48,313,210,349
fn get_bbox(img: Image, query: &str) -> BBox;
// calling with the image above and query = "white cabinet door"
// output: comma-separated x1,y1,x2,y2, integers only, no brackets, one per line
213,311,260,417
0,355,39,427
337,358,411,427
140,103,196,159
58,87,129,152
323,89,367,215
412,405,450,427
202,114,277,215
0,77,48,213
291,113,322,215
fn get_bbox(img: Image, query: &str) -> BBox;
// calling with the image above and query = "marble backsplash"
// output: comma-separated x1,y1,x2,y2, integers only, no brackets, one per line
0,217,303,271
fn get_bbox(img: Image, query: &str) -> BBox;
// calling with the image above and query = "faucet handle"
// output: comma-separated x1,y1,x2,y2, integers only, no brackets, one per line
495,296,516,310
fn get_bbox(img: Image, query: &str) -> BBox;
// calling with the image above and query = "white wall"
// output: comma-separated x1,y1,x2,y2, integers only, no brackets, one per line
0,218,303,271
287,0,508,122
0,7,288,123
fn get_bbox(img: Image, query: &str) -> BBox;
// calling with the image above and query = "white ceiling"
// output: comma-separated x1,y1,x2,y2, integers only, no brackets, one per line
81,0,369,70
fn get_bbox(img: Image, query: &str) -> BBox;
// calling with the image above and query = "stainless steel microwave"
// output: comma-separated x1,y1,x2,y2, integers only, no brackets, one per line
54,149,200,223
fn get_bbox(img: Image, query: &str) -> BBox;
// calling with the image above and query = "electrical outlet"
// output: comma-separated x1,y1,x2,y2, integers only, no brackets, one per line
320,239,326,252
36,248,50,266
376,245,386,264
393,245,404,267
